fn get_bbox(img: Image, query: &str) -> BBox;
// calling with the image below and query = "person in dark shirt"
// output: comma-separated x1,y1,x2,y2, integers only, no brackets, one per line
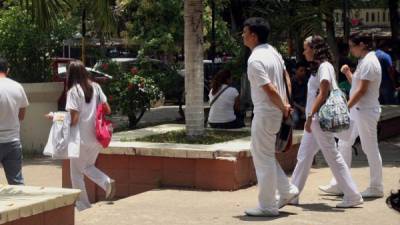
338,42,354,97
376,41,397,104
291,61,308,128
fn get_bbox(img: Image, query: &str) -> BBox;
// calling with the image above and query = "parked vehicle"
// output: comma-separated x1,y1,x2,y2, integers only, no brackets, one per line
51,58,113,110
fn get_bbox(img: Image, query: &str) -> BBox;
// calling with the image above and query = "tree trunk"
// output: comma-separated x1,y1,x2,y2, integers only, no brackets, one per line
99,32,107,59
81,8,87,65
342,0,350,43
184,0,204,137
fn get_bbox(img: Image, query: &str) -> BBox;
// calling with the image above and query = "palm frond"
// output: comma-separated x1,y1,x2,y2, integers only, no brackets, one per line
19,0,73,30
90,0,117,35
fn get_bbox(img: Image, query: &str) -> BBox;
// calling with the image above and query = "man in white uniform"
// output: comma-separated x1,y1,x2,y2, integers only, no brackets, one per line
0,57,29,185
242,17,298,217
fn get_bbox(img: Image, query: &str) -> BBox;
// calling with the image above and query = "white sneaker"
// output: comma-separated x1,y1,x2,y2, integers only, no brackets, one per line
278,185,299,208
318,185,343,196
245,208,279,217
105,178,116,200
336,197,363,208
361,187,384,198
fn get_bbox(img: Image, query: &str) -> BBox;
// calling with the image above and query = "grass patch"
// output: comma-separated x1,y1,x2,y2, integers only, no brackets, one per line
130,130,250,144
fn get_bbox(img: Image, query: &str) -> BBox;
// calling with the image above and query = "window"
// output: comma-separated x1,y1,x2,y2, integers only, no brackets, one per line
371,12,375,22
336,12,340,22
377,12,380,22
383,11,386,22
366,12,369,22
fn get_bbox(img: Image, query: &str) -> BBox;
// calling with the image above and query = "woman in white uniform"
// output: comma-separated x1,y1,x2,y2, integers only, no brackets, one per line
319,32,384,198
290,35,363,208
66,60,115,211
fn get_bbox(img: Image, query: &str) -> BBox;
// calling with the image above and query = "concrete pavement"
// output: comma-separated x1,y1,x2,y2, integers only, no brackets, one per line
0,136,399,225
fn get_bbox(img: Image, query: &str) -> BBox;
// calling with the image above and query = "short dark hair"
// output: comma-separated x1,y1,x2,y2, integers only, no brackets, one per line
349,31,373,50
296,61,308,69
243,17,270,44
0,57,9,73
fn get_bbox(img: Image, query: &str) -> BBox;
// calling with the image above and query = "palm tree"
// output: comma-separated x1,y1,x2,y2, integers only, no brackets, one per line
77,0,115,64
20,0,116,64
19,0,72,30
184,0,204,137
252,0,339,65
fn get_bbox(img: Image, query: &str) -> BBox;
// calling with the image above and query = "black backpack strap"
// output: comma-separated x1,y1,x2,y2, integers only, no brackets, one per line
210,85,230,107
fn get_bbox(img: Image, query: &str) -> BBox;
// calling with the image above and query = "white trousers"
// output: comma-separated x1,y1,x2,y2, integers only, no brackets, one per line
250,113,293,210
291,116,361,201
70,144,110,211
330,108,383,191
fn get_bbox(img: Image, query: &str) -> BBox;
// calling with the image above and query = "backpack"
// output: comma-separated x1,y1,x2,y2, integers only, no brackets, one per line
318,72,351,132
95,85,113,148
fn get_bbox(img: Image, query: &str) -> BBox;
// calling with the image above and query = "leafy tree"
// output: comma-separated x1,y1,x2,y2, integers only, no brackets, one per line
0,6,74,82
18,0,116,64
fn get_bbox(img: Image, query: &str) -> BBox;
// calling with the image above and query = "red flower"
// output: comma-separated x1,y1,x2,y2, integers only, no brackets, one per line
130,67,138,75
102,63,109,71
109,95,113,101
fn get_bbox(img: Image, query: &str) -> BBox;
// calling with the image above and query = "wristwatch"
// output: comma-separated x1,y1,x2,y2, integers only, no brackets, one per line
307,112,313,119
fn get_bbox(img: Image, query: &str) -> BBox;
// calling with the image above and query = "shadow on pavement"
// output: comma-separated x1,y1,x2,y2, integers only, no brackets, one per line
23,157,62,167
297,203,347,212
234,211,296,222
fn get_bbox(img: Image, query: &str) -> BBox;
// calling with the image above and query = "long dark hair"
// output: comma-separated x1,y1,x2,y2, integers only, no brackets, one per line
211,69,232,95
349,31,373,51
67,60,93,103
305,35,333,73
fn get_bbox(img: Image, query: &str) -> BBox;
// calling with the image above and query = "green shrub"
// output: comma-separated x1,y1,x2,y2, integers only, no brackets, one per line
97,60,162,128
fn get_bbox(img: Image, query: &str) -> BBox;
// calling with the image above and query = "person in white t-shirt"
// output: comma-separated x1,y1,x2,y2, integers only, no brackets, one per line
208,69,244,129
65,60,115,211
320,32,384,198
242,17,299,217
290,35,363,208
0,57,28,185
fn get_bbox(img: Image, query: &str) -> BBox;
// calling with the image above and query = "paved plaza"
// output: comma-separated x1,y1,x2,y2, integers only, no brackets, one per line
1,135,399,225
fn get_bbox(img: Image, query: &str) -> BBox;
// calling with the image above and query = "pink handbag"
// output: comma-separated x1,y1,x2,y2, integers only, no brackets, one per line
95,85,113,148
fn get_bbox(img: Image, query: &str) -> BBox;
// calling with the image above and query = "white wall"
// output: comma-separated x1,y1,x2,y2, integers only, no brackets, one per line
20,82,64,154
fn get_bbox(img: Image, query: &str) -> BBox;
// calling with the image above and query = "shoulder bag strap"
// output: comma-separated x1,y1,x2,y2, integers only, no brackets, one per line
210,86,230,107
282,69,292,105
269,47,291,105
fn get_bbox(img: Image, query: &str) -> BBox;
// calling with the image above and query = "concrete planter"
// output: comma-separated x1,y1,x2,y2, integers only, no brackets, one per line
20,82,64,154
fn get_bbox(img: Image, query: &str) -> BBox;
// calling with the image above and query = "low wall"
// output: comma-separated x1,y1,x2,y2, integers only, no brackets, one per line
0,185,80,225
20,82,63,154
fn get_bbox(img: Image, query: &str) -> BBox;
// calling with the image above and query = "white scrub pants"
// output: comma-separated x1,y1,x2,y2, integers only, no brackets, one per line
330,108,383,191
70,144,110,211
250,113,293,210
291,116,361,201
